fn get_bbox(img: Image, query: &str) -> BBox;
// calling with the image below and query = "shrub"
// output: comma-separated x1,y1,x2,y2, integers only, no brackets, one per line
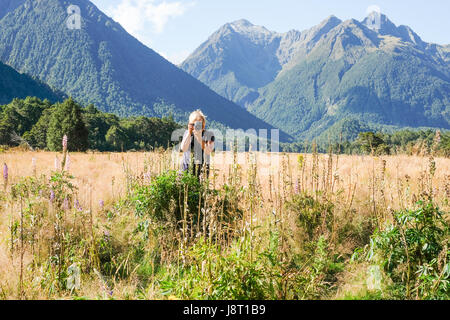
131,170,239,227
368,201,449,300
132,170,203,223
286,193,334,242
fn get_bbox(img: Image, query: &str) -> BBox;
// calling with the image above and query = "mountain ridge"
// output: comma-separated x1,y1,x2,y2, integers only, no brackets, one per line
0,60,64,105
181,13,450,139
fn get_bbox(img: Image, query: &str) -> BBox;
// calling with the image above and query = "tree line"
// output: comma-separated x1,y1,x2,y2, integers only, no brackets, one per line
282,129,450,157
1,96,448,156
0,97,181,152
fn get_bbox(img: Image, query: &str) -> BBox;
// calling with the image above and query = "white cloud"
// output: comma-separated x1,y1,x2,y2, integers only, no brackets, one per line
107,0,193,35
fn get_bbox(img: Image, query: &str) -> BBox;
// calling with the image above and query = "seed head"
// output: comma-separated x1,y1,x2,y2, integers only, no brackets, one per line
65,154,71,171
54,156,60,170
32,157,37,175
62,135,68,151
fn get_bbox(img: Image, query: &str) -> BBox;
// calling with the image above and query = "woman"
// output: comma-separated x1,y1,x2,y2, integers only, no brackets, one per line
180,110,215,178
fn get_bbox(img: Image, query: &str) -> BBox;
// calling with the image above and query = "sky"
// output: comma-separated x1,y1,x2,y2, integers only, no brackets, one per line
90,0,450,65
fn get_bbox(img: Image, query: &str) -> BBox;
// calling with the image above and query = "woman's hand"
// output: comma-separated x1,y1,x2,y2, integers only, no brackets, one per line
204,140,214,155
188,123,194,135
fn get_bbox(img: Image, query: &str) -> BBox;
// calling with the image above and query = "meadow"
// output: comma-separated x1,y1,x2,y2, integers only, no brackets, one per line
0,147,448,300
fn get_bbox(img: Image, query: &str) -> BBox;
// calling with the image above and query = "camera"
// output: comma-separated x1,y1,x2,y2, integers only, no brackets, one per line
194,121,203,132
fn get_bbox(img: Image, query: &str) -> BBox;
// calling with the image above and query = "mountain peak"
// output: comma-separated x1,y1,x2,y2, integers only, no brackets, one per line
222,19,274,40
362,13,398,35
301,15,342,43
322,15,342,25
361,13,426,46
230,19,254,27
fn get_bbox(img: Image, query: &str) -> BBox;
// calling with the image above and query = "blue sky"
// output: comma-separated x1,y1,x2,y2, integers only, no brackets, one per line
90,0,450,64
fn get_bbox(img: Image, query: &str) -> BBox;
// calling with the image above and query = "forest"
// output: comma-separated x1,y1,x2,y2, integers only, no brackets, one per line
1,96,449,158
0,97,181,152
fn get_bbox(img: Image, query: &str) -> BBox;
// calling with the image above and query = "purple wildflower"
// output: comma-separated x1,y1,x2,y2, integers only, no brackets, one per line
99,199,104,210
176,171,183,184
294,180,299,194
143,172,151,183
103,230,110,242
50,190,55,203
74,199,82,212
63,198,69,210
3,163,8,181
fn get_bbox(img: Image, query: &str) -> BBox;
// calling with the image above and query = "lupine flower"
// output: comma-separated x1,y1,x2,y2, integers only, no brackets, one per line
50,190,55,203
3,163,8,182
103,230,110,242
143,172,152,184
62,135,68,151
294,180,299,194
63,198,69,210
75,199,82,211
99,200,104,210
176,171,183,184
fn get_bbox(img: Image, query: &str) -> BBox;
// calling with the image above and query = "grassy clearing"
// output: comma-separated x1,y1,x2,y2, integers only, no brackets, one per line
0,148,448,300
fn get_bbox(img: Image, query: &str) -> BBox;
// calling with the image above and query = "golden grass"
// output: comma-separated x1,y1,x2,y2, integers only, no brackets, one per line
1,150,448,220
0,150,449,299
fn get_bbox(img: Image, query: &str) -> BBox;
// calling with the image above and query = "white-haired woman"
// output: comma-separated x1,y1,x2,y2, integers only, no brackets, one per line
180,110,215,178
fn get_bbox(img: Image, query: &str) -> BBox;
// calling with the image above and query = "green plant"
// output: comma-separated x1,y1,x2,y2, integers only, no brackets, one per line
157,232,284,300
368,201,449,300
132,170,202,223
286,193,334,242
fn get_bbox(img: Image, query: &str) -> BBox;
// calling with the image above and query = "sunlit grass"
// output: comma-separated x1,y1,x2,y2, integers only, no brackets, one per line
0,148,448,300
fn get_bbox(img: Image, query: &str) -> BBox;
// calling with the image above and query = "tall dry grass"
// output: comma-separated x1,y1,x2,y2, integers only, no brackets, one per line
0,149,448,299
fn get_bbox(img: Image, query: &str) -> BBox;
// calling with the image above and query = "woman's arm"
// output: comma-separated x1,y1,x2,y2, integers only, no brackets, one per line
180,131,191,152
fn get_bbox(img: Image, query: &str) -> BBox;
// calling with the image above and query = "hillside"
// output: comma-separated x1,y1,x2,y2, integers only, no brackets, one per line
182,15,450,140
0,60,63,105
0,0,285,138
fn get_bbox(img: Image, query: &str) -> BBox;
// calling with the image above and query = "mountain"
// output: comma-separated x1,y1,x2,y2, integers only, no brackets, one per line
0,60,64,105
0,0,286,139
181,19,289,108
182,15,450,140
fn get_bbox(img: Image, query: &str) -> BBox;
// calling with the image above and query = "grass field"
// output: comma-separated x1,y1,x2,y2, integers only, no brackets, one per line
0,149,449,300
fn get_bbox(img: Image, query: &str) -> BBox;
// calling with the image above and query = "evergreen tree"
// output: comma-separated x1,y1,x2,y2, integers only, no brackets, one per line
83,104,120,151
47,98,89,151
106,125,127,151
26,107,54,150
